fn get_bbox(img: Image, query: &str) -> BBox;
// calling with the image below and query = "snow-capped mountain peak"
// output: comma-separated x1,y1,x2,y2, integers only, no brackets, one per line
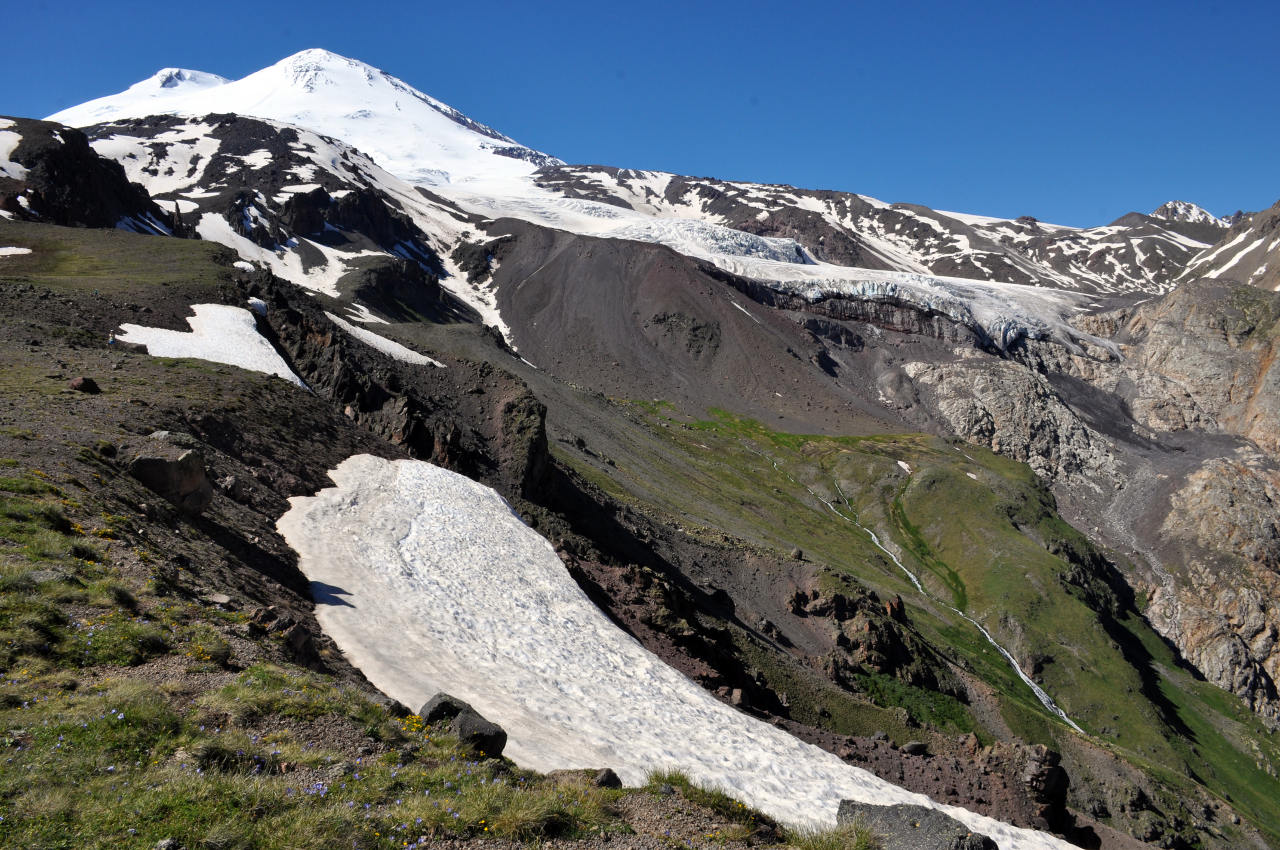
47,48,560,188
1151,199,1224,227
46,66,229,125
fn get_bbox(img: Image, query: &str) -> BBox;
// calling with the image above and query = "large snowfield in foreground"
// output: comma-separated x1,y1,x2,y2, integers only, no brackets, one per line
277,454,1074,850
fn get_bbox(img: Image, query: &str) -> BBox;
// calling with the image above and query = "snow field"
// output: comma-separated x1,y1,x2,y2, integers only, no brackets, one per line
277,455,1076,850
92,125,223,197
115,303,306,387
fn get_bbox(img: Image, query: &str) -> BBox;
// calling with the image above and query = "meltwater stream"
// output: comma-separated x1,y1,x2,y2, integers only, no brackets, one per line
278,454,1075,850
746,447,1084,734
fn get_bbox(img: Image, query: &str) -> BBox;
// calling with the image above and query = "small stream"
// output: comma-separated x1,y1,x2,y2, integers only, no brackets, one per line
748,445,1084,734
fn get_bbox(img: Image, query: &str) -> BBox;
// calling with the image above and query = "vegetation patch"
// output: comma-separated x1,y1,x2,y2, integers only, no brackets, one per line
787,821,880,850
645,768,773,836
853,671,972,733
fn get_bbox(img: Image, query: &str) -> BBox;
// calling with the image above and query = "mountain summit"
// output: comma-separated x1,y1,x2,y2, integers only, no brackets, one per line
47,48,559,187
1151,199,1224,226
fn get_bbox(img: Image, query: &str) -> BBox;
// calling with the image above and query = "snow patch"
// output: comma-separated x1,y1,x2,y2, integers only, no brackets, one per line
0,128,27,180
324,311,443,367
0,246,32,257
276,454,1075,850
239,148,273,169
1151,200,1225,227
342,302,389,325
116,304,305,387
194,213,380,298
92,127,221,196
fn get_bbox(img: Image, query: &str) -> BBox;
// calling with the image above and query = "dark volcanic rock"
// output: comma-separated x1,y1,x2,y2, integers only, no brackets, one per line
420,695,507,758
419,692,474,724
836,801,996,850
78,113,446,273
337,257,464,324
450,709,507,758
593,767,622,788
0,116,169,231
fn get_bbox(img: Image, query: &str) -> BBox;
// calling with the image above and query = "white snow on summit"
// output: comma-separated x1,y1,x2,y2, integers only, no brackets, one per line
277,454,1075,850
1151,200,1225,227
49,50,1145,345
47,48,559,188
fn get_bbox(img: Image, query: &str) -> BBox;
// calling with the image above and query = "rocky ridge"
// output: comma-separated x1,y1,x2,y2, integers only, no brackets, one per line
532,165,1227,295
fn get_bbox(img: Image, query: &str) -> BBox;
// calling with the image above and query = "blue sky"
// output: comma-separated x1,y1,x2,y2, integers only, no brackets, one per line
7,0,1278,226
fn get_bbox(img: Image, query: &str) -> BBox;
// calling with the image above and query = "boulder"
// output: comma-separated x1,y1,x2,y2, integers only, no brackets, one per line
450,709,506,758
836,802,995,850
68,376,100,394
546,767,622,789
127,437,214,515
417,692,507,758
593,767,622,788
419,692,474,725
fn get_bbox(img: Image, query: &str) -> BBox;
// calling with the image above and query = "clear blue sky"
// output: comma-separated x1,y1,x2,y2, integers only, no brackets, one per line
7,0,1279,226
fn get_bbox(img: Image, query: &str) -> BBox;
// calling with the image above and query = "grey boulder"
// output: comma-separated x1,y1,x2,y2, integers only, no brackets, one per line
127,432,214,515
418,692,506,758
837,802,996,850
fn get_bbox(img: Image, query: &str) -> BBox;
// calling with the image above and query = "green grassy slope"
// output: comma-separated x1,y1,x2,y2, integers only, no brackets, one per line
556,402,1280,844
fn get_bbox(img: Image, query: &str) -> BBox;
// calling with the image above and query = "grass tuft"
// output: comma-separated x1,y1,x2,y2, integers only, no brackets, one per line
788,820,881,850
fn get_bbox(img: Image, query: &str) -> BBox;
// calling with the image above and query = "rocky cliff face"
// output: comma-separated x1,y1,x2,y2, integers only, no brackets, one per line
1074,282,1280,722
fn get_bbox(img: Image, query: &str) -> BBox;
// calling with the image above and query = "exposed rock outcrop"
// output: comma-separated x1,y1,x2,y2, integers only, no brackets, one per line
418,692,507,758
884,352,1120,492
879,278,1280,724
1146,455,1280,722
0,116,170,231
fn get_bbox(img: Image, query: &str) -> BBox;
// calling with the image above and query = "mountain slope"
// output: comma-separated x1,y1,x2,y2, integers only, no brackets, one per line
1178,197,1280,291
10,216,1278,849
53,49,1227,305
